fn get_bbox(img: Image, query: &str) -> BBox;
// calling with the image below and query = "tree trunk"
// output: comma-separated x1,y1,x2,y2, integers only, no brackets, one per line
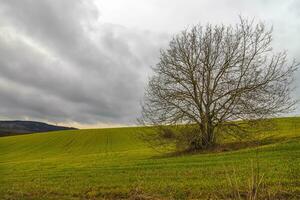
191,122,215,151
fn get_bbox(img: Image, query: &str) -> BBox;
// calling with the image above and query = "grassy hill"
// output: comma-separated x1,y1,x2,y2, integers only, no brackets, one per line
0,117,299,199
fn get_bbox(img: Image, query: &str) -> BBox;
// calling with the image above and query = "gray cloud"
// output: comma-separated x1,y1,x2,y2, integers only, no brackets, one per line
0,0,299,127
0,0,168,125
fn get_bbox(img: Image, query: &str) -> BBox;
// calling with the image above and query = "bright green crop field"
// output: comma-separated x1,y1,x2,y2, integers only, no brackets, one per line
0,117,299,199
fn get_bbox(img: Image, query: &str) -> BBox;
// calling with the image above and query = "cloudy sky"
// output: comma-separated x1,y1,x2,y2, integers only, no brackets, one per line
0,0,299,128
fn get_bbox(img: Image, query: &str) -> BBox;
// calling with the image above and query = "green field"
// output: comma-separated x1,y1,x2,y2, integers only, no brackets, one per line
1,117,299,199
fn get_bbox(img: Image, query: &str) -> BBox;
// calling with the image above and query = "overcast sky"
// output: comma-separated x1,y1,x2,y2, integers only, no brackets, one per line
0,0,299,128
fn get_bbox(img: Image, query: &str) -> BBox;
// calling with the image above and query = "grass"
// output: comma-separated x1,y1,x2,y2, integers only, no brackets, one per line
0,117,299,199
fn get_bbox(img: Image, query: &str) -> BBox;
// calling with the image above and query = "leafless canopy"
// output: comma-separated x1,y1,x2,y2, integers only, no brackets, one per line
140,18,298,150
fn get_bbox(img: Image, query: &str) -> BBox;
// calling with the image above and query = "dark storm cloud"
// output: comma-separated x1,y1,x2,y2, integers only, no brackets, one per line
0,0,168,125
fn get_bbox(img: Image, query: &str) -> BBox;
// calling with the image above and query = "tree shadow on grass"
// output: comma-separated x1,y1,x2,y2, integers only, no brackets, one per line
152,135,300,159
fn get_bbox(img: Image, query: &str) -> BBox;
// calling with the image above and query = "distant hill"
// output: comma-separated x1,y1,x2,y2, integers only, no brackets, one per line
0,121,77,136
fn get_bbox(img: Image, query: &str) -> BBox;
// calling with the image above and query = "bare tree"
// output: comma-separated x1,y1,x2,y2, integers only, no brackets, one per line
140,18,298,151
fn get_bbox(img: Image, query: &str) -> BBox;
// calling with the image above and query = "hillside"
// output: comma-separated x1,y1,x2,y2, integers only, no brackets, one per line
0,117,299,199
0,121,77,137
